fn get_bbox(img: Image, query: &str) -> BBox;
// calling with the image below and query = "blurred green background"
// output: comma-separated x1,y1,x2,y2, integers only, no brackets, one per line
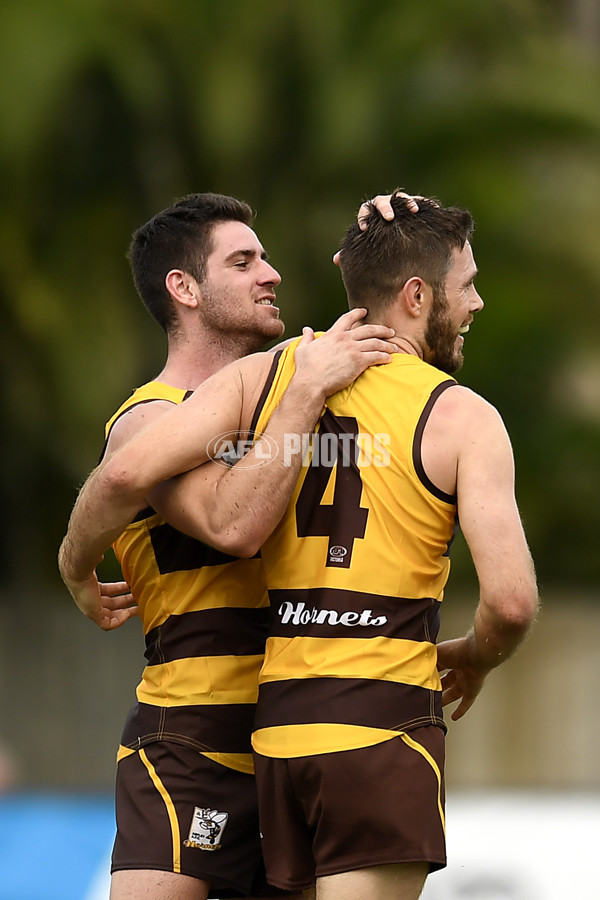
0,0,599,792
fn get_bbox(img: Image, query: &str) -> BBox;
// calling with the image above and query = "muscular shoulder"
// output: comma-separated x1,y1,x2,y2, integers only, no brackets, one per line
421,385,510,497
105,399,178,459
428,384,505,436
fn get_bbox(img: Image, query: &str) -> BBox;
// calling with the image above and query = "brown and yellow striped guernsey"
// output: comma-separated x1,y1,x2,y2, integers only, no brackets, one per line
250,343,458,759
106,382,269,775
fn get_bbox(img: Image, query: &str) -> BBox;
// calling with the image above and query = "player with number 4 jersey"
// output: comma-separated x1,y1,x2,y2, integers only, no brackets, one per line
251,342,457,761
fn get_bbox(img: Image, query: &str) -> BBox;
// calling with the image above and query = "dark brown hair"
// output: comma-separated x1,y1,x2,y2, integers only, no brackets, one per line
128,192,254,332
338,192,474,316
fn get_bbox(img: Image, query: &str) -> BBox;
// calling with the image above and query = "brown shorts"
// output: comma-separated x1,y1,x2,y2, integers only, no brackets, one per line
112,741,290,898
254,727,446,892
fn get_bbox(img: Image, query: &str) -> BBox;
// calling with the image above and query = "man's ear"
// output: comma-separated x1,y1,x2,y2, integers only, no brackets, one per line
402,276,427,318
165,269,199,310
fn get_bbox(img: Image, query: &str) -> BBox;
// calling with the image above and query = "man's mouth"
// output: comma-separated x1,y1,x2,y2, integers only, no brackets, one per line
256,296,277,306
458,324,470,335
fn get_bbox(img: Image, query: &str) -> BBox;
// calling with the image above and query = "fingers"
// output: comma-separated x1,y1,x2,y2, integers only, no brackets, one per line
105,594,137,611
441,685,462,708
368,195,396,223
99,581,131,597
442,684,473,720
440,665,483,720
345,323,395,342
352,350,395,369
358,191,423,231
348,337,397,357
393,191,420,212
449,697,475,721
440,670,461,706
357,202,374,231
98,582,136,612
326,308,368,332
98,604,139,632
117,605,139,623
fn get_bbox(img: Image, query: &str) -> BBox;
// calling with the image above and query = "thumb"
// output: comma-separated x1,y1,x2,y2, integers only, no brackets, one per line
298,326,315,345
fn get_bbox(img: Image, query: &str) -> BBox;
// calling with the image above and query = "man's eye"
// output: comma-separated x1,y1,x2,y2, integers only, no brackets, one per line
235,261,248,269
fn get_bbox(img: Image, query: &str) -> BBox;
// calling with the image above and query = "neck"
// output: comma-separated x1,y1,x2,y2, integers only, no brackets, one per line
355,307,423,360
389,334,424,359
154,330,259,391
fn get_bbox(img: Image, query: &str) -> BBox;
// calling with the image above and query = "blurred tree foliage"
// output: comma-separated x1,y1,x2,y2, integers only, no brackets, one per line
0,0,598,590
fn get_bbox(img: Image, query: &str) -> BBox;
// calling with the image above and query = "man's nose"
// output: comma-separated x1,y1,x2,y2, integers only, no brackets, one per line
259,261,281,286
472,289,484,312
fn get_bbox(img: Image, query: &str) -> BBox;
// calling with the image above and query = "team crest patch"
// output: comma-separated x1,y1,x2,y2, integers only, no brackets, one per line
184,807,229,851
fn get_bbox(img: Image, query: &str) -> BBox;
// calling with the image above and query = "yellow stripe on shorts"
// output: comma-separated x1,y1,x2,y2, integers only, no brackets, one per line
139,747,182,873
400,731,446,834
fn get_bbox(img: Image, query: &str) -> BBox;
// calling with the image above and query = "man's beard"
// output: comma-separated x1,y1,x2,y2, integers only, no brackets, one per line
424,289,464,375
200,283,285,353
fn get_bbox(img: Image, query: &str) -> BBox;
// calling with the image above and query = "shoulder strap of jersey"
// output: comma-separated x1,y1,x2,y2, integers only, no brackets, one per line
412,378,459,504
99,381,190,464
247,349,285,439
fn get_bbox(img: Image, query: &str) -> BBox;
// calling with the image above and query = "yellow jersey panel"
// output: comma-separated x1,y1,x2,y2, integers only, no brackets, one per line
250,349,457,758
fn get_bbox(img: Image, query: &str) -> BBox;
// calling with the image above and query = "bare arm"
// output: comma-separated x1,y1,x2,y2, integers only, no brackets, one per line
58,310,396,620
435,392,539,720
147,314,400,556
58,397,185,629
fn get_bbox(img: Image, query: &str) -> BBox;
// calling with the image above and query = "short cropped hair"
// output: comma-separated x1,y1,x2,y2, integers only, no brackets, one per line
128,192,254,332
338,192,474,315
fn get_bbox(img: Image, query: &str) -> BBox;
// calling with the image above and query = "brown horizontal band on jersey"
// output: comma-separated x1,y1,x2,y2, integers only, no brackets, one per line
149,521,261,574
120,700,257,754
144,605,270,664
255,677,446,734
268,587,442,642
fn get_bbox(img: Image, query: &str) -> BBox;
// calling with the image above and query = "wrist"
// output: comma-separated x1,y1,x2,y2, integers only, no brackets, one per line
287,371,327,408
463,629,499,672
58,539,101,587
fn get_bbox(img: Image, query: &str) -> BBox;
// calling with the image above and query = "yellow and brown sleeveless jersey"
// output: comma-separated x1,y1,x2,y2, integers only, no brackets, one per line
250,347,458,759
104,381,268,774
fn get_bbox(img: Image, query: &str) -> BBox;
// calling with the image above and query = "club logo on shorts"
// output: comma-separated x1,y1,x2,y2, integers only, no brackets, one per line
184,807,229,851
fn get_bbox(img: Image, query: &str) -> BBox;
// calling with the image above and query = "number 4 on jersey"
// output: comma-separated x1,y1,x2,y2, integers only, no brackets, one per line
295,414,369,568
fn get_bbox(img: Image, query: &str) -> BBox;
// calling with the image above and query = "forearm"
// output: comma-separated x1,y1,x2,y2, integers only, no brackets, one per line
207,373,326,555
58,467,145,586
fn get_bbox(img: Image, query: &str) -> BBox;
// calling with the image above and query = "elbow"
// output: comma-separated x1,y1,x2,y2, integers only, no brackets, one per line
101,455,148,506
498,585,539,635
204,511,263,558
210,528,263,559
204,502,265,558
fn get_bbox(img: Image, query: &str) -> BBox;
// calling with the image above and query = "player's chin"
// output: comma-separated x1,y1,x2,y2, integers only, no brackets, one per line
264,316,285,338
444,357,463,376
445,340,464,374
